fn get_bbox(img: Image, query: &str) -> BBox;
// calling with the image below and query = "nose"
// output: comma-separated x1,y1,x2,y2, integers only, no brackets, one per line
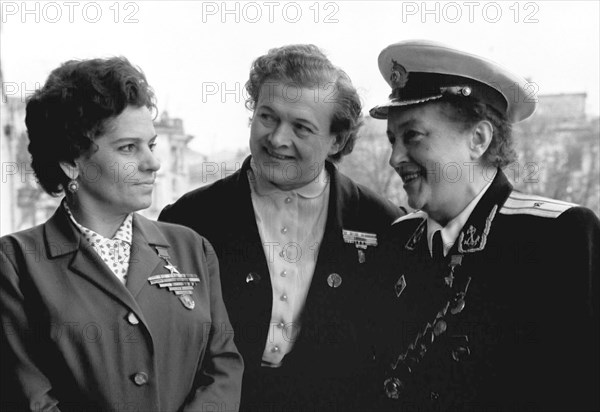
389,140,409,169
269,123,293,148
140,146,161,173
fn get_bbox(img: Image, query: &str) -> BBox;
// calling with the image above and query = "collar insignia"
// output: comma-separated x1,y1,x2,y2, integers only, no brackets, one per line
458,205,498,253
405,220,426,251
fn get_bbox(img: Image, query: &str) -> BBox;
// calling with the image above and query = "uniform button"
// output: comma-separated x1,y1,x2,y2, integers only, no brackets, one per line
127,312,139,325
280,294,288,301
271,345,280,353
281,226,288,234
284,197,292,204
277,321,285,329
132,372,148,386
280,270,287,277
279,250,285,257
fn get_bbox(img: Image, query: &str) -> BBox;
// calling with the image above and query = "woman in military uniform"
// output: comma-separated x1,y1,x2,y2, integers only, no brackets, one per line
370,40,599,411
0,57,243,412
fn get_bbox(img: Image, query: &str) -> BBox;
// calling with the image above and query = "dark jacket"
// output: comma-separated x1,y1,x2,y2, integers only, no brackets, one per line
159,156,403,411
0,207,243,412
374,170,600,411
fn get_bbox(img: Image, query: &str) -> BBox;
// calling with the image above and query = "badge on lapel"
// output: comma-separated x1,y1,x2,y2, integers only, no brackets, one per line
395,275,407,298
342,229,378,263
151,246,200,310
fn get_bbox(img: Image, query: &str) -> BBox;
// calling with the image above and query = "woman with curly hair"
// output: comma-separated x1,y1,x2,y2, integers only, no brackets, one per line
0,56,243,412
159,44,403,411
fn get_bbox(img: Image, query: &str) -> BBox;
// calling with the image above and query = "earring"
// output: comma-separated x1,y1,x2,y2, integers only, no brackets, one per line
67,179,79,194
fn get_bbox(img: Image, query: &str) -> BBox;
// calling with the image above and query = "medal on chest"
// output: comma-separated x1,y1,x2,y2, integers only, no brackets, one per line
342,229,378,263
149,246,200,310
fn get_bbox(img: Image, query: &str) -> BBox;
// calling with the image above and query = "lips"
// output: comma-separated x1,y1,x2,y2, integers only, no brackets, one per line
266,148,294,161
401,172,421,185
135,179,155,185
397,164,424,185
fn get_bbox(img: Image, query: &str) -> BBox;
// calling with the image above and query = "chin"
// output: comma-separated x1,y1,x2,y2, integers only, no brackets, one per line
406,194,426,211
128,200,152,213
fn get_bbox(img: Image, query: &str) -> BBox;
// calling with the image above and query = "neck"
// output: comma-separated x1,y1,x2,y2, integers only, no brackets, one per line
429,165,496,226
66,196,128,238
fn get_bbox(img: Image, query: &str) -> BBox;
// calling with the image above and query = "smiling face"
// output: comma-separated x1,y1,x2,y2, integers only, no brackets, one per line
387,103,477,223
249,81,339,191
67,105,160,218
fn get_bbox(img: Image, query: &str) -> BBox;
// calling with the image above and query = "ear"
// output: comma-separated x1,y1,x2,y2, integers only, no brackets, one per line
328,133,344,156
469,120,493,160
59,161,80,180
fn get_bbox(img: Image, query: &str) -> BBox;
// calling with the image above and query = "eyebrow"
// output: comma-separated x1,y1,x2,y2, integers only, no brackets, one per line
258,104,320,132
294,117,319,132
113,134,158,143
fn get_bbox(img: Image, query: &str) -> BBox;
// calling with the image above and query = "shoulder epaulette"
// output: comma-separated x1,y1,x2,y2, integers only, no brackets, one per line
500,191,577,218
392,210,427,225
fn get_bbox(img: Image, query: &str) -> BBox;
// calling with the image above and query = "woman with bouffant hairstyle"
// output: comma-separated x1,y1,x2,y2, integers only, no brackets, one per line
160,44,402,411
245,44,363,162
0,56,243,412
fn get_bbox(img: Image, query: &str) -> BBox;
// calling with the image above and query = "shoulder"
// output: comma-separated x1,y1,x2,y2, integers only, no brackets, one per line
1,224,47,274
498,192,600,243
334,168,403,219
1,223,45,253
499,191,579,219
170,171,240,208
139,214,206,244
138,216,217,258
159,168,243,221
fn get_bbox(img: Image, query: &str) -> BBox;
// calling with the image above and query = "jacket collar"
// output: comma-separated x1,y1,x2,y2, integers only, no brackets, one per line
455,168,512,254
42,205,171,328
44,204,170,257
405,169,513,254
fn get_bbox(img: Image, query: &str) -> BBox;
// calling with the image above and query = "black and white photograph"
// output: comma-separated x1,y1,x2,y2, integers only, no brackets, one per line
1,1,599,411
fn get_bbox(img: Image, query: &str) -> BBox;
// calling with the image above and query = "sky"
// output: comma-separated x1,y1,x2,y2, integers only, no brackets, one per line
1,0,599,155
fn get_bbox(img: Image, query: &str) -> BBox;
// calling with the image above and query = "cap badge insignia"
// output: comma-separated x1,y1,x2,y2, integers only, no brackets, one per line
390,60,409,89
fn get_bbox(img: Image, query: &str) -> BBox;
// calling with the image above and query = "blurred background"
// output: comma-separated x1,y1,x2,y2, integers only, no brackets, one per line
2,1,598,235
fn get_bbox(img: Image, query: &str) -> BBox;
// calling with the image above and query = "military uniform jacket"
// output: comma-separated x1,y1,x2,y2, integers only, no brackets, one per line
375,170,599,411
0,207,243,412
159,156,402,411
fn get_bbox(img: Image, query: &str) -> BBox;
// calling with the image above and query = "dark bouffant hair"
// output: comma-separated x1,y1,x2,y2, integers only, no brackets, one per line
25,56,156,195
245,44,362,162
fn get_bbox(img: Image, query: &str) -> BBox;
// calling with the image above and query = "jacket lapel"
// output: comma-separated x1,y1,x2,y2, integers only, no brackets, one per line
301,163,350,321
452,169,512,256
125,214,169,298
238,158,275,327
45,207,142,312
